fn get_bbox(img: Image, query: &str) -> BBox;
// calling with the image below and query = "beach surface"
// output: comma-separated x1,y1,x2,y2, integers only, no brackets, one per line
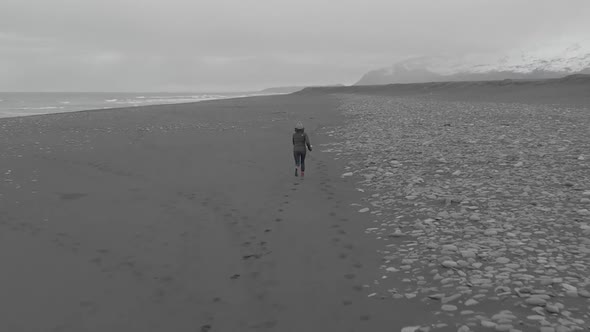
1,78,590,332
0,94,430,332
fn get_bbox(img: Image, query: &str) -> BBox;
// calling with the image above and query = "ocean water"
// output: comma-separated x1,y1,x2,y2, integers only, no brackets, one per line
0,92,264,119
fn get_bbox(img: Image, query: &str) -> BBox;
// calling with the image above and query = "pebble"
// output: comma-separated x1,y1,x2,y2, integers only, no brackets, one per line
525,297,547,306
461,251,476,258
441,260,458,268
441,304,458,311
400,327,421,332
495,257,511,264
442,293,462,303
545,305,560,314
481,321,497,328
442,244,458,251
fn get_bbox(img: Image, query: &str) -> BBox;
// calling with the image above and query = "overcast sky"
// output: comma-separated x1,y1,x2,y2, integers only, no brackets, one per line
1,0,589,92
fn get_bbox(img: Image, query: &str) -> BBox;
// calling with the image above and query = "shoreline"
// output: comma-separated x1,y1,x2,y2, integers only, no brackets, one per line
0,92,289,120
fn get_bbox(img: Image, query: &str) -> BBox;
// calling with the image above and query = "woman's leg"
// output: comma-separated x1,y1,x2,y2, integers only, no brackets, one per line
293,151,300,176
300,152,306,172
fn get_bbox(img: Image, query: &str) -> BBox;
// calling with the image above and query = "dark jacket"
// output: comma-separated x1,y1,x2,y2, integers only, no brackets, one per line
292,130,311,152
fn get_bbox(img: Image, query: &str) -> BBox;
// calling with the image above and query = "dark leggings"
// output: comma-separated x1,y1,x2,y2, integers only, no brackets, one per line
294,151,306,171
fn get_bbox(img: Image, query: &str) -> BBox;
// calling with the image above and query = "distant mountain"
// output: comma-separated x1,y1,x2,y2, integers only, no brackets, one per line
356,40,590,85
260,84,345,94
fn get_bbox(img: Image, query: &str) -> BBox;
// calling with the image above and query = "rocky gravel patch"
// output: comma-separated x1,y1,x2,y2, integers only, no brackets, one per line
321,94,590,332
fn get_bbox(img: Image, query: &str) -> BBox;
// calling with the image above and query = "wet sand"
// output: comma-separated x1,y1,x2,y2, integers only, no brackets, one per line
0,94,434,332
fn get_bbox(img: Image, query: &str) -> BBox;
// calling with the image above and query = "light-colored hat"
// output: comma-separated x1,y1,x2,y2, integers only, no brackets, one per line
295,122,304,130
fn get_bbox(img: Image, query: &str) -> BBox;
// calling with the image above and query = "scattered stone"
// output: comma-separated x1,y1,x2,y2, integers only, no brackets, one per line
441,304,458,311
441,260,458,268
525,297,547,306
495,257,510,264
469,214,481,221
481,320,497,328
442,244,458,251
401,326,421,332
545,305,559,314
441,293,462,304
325,94,590,331
457,325,470,332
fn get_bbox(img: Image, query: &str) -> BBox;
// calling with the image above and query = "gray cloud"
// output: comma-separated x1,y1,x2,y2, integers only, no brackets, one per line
1,0,589,91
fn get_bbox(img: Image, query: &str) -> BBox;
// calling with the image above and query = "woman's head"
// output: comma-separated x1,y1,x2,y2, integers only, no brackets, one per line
295,122,304,132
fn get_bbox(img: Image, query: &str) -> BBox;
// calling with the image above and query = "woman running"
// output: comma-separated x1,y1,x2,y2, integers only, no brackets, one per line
292,122,312,177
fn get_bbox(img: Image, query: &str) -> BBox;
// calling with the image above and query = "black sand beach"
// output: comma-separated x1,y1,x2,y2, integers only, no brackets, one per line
0,94,428,332
1,78,590,332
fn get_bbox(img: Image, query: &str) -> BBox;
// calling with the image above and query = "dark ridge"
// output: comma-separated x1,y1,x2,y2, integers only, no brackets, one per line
296,74,590,94
293,74,590,105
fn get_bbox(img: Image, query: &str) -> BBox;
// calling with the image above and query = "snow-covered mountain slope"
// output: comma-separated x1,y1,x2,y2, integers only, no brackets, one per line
356,39,590,85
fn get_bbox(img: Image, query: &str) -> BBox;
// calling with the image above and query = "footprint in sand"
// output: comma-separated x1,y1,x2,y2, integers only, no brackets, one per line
352,285,363,292
344,273,356,280
343,243,354,250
